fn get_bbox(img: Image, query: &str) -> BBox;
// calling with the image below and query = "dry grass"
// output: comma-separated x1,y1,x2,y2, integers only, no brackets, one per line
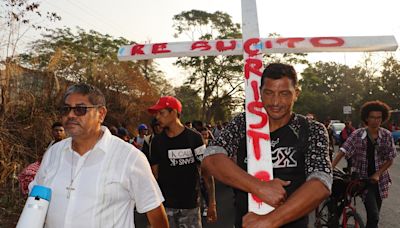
0,57,161,226
0,108,54,227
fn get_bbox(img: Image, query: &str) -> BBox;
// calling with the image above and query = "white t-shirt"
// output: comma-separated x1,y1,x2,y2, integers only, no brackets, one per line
30,127,164,228
135,136,145,150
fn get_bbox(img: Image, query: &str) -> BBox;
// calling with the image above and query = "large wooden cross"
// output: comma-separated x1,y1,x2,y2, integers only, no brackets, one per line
118,0,398,214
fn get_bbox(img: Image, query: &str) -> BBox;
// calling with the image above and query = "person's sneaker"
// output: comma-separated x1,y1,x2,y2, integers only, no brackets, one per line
202,208,208,217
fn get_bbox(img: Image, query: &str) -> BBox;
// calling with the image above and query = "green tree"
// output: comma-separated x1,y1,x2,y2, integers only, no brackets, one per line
357,53,384,104
173,10,244,123
380,55,400,109
174,85,202,123
299,62,365,122
173,11,309,123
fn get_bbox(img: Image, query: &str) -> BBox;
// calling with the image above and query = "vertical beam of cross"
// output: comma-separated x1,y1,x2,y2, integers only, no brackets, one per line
241,0,274,214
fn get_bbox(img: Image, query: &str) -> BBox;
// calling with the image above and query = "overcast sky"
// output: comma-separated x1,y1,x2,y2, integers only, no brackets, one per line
33,0,400,86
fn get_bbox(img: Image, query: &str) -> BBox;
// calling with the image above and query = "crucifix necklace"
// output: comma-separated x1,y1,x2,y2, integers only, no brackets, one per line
66,151,91,199
66,131,103,199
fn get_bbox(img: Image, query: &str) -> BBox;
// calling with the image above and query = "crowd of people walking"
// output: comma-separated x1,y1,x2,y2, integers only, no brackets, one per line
17,62,397,228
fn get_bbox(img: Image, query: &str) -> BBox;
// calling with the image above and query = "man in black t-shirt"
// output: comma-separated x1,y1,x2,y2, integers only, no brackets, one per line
201,63,332,227
148,96,217,227
142,118,163,163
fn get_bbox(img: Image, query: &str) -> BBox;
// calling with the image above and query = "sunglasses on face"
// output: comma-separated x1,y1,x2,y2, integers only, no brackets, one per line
59,105,100,116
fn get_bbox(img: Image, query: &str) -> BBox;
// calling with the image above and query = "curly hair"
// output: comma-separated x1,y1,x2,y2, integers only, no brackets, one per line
360,100,391,125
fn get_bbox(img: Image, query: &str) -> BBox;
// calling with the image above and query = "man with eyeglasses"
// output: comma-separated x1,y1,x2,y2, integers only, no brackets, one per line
148,96,217,227
30,83,168,228
332,100,397,228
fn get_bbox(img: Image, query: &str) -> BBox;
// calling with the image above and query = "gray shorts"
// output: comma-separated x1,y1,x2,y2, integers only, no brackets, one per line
166,207,202,228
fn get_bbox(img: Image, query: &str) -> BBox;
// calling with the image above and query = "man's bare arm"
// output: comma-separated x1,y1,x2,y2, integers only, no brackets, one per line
146,205,169,228
201,165,217,223
202,153,289,208
243,179,330,228
151,164,159,179
331,151,345,168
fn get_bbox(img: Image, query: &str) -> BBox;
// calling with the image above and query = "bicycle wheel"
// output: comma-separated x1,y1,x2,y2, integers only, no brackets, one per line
315,199,337,228
340,211,365,228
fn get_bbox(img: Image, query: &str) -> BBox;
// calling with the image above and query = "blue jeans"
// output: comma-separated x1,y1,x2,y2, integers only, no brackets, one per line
364,183,382,228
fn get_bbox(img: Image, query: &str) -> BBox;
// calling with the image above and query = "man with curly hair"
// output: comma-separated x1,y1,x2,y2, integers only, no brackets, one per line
332,100,397,228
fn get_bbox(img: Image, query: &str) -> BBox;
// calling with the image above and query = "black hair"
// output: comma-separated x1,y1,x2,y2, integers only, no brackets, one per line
198,126,208,132
149,118,160,133
117,127,129,137
52,122,63,129
260,63,298,89
63,83,106,106
192,120,203,130
107,125,118,135
360,100,391,125
151,118,159,127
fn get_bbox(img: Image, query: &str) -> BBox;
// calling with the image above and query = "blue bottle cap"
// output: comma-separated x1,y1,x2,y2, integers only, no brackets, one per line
29,185,52,202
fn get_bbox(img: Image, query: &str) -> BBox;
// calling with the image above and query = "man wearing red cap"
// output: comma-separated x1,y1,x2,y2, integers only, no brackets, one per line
148,96,217,227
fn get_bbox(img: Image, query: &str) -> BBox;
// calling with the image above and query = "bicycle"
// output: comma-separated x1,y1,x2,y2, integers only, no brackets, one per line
314,168,369,228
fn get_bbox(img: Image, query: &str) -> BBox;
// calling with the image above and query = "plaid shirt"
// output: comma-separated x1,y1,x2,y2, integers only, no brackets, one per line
340,127,397,199
18,161,41,195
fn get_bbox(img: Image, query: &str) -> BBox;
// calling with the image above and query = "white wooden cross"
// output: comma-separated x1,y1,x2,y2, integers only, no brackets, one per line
118,0,398,215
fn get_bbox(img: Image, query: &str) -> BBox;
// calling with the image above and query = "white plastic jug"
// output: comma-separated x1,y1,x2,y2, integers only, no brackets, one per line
16,185,52,228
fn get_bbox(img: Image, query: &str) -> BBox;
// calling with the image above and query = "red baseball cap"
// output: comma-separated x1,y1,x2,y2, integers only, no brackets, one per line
148,96,182,114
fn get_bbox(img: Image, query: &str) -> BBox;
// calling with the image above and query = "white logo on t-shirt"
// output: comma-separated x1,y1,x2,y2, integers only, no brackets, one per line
271,138,280,148
168,149,195,166
272,147,297,168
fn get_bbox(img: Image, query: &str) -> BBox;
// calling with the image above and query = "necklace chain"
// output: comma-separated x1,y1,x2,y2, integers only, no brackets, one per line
66,131,103,199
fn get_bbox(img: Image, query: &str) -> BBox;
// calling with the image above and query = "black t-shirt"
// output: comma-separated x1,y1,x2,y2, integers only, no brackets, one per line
366,136,376,177
150,127,205,209
142,134,154,164
234,117,308,228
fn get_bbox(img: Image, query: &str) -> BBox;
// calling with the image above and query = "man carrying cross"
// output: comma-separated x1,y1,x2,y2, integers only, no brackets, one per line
201,63,332,228
117,0,396,226
30,83,168,228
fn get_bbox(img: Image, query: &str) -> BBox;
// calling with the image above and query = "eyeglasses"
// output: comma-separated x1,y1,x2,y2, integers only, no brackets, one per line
59,105,100,116
368,115,382,120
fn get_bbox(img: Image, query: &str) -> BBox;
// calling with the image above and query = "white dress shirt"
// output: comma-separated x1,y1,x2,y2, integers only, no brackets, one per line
31,127,164,228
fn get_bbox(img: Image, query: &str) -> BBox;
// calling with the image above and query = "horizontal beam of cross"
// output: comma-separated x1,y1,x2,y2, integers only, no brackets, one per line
118,36,398,61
